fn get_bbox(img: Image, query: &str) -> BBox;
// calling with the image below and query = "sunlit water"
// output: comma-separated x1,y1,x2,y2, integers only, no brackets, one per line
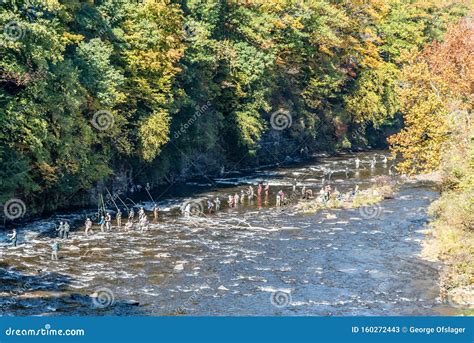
0,151,459,315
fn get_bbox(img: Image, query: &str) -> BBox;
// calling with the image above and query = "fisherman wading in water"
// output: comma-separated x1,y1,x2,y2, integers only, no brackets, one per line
99,215,105,232
105,212,112,231
56,222,64,239
8,229,17,247
207,200,214,214
153,205,159,222
63,221,70,239
116,209,122,228
138,207,145,220
125,220,133,231
51,240,60,261
85,217,93,236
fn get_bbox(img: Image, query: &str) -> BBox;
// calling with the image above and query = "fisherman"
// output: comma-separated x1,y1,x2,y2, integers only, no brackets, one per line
257,182,263,196
138,207,145,220
153,205,159,222
139,216,149,231
125,220,133,231
322,189,329,204
51,240,60,261
248,185,254,200
240,190,245,204
116,209,122,228
389,164,395,176
350,184,360,198
215,197,221,211
8,228,17,247
105,212,112,231
228,195,234,208
278,190,285,205
319,187,326,203
334,187,343,201
234,193,240,205
264,183,270,197
345,166,350,179
84,217,93,236
99,214,105,232
56,221,64,239
128,208,135,221
276,193,281,207
63,221,70,239
370,157,376,170
355,157,361,169
184,203,191,217
207,200,214,214
325,185,332,202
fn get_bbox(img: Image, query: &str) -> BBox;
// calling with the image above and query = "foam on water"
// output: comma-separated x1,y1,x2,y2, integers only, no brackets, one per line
0,151,453,316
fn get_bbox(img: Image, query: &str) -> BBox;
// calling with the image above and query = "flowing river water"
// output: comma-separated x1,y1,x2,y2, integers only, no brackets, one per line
0,151,459,316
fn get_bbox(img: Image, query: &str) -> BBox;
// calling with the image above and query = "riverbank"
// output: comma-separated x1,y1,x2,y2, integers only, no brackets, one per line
422,188,474,314
422,223,474,315
418,129,474,314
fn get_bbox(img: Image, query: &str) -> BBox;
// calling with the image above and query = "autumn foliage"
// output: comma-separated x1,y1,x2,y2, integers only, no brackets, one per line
389,16,474,175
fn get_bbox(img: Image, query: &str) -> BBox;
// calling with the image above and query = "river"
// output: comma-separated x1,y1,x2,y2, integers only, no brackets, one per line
0,151,459,316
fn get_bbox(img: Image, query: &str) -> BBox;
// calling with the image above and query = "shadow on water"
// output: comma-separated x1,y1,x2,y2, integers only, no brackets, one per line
0,263,147,316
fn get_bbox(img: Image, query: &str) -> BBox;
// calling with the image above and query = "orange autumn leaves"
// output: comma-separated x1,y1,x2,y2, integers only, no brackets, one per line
389,16,474,175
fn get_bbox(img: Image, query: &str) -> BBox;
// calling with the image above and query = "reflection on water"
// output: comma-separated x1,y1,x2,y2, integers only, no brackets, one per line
0,151,460,315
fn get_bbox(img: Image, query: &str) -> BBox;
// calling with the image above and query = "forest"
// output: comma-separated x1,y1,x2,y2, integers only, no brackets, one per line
0,0,472,214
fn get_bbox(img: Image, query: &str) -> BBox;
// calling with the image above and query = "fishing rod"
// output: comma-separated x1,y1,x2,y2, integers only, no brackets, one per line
145,184,156,205
100,194,107,213
116,194,129,212
126,197,137,207
105,187,120,211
